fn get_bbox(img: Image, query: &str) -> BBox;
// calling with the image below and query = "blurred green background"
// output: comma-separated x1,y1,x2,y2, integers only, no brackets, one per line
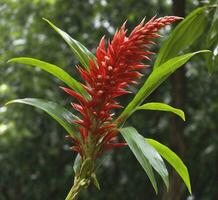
0,0,218,199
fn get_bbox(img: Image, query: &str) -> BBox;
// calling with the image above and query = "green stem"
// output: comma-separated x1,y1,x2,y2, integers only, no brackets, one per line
65,184,78,200
65,157,94,200
65,176,84,200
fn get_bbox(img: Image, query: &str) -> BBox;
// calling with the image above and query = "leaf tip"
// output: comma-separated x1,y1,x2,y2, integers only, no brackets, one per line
43,18,53,27
189,188,192,195
154,187,158,195
181,111,186,121
187,179,192,194
91,173,101,190
7,58,22,63
42,17,49,22
198,49,211,54
4,101,12,106
7,58,14,63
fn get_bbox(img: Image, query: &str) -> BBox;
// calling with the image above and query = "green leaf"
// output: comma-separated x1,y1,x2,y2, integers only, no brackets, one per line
43,18,96,70
120,127,169,193
136,102,185,121
91,173,101,190
5,98,79,137
206,6,218,73
154,6,208,68
207,6,218,47
117,50,210,124
146,138,192,194
8,57,90,100
73,154,82,174
80,157,93,179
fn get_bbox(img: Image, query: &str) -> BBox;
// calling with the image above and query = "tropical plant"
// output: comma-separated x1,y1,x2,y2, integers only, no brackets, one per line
5,14,209,200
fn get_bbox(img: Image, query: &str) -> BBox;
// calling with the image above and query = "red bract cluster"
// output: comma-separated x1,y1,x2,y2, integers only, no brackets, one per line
63,16,182,158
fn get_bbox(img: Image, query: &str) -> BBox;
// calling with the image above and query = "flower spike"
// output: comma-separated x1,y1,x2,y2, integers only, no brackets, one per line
64,16,182,158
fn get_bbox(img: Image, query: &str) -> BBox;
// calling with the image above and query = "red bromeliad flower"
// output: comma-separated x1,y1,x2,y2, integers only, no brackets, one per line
62,16,182,159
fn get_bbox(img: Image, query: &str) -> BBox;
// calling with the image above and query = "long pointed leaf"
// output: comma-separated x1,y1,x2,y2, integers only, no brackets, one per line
5,98,79,137
154,7,208,68
8,57,90,100
146,138,192,194
120,127,170,193
206,6,218,73
136,102,185,121
43,18,95,70
117,50,209,124
207,6,218,46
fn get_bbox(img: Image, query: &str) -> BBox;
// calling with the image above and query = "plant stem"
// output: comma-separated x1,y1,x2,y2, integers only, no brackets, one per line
65,176,84,200
65,157,94,200
65,184,78,200
65,185,79,200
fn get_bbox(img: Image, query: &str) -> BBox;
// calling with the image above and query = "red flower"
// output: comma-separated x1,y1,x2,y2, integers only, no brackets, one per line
63,16,182,158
